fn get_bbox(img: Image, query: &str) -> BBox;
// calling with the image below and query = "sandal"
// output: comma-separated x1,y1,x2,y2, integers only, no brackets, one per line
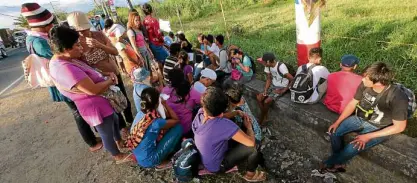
319,162,346,173
241,170,267,182
198,166,238,176
115,153,135,165
155,162,172,171
89,142,103,152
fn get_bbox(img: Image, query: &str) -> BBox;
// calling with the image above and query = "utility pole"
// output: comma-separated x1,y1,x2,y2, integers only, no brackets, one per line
126,0,134,10
49,1,60,21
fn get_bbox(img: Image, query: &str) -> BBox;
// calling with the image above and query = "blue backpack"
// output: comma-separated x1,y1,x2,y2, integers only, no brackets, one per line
172,139,201,182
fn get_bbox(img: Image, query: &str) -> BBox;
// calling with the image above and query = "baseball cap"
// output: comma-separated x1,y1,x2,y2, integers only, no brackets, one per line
132,67,150,83
200,68,217,80
341,54,360,67
261,52,276,63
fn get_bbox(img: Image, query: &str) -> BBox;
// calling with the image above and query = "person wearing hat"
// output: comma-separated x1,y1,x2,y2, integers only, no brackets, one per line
256,53,294,125
67,11,134,137
21,3,106,152
142,3,169,74
193,68,217,94
323,54,362,114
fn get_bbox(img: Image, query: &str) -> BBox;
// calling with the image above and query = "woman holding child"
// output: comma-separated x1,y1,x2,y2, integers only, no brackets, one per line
229,49,254,83
127,87,183,169
192,87,266,182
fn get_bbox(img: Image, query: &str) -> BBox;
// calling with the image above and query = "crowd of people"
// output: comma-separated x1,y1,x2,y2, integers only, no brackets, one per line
21,2,413,182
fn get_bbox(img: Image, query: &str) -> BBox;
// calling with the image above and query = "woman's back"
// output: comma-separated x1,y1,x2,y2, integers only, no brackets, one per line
162,86,201,134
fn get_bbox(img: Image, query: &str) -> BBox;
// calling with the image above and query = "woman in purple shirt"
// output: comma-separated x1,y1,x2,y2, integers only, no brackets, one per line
162,69,201,136
48,25,134,164
192,87,266,182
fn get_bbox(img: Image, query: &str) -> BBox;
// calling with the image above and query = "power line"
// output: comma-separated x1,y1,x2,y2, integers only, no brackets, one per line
0,13,19,18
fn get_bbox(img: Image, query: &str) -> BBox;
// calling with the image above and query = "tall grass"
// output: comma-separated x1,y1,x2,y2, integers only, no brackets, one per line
118,0,417,137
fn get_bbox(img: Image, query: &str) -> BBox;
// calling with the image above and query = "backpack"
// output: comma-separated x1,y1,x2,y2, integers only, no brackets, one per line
172,139,201,182
247,55,257,75
277,62,296,78
22,39,55,88
289,64,317,103
385,83,416,119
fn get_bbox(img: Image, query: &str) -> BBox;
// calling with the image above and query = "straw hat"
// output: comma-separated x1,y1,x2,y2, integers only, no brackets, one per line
67,11,92,31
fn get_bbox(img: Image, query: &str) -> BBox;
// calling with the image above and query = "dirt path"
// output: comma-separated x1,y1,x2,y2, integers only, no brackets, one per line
0,79,268,183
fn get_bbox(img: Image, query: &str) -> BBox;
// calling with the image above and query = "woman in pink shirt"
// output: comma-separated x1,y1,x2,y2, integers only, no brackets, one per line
48,25,134,164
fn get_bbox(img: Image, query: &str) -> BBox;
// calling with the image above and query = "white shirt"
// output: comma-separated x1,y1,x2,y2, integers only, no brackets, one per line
208,43,220,57
264,62,290,88
193,81,206,94
295,63,330,103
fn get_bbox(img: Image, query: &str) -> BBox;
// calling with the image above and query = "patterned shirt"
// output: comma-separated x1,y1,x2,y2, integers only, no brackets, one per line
143,15,164,46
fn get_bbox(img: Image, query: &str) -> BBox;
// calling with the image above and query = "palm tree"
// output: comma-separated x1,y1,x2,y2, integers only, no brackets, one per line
13,15,29,29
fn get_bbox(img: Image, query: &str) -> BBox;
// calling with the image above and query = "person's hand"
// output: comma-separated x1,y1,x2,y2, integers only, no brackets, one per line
108,72,118,85
328,122,340,134
243,115,252,129
161,99,167,106
86,37,103,48
274,88,286,95
350,134,372,151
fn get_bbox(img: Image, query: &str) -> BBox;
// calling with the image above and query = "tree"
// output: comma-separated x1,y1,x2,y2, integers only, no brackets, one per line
13,15,29,29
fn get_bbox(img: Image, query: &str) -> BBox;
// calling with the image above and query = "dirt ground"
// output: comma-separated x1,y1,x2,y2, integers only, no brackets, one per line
0,78,273,183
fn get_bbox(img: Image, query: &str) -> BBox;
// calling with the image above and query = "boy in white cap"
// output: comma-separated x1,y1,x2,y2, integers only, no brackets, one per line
193,68,217,94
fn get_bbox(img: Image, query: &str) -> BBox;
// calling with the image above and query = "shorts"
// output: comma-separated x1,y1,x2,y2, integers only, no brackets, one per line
265,85,285,99
149,43,169,63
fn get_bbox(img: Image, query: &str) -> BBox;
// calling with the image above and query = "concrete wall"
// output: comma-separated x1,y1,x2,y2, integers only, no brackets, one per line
243,79,417,182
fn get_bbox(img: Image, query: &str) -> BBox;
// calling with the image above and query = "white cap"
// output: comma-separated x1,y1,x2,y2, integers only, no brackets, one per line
201,68,217,80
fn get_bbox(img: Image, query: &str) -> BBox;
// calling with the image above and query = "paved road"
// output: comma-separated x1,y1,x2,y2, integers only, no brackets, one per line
0,48,28,95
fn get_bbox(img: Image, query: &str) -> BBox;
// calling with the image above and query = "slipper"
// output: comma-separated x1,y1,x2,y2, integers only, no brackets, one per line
198,166,238,176
155,162,172,171
89,142,103,152
115,153,134,165
241,170,267,182
319,162,346,173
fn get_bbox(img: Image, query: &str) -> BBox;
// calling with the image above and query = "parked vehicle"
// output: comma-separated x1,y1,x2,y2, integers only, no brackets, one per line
0,38,8,59
13,31,27,48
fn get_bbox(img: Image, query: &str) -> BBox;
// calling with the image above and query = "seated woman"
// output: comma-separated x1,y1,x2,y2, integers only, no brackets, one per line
48,25,133,164
176,51,194,84
229,49,254,84
162,69,202,136
223,81,262,144
127,87,183,169
192,87,267,182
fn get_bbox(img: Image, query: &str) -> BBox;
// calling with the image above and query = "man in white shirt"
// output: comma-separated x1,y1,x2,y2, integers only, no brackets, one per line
256,53,294,125
202,35,220,69
292,47,329,104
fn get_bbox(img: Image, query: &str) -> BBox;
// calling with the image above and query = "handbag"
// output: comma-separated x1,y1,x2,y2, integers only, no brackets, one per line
101,85,128,113
231,69,242,81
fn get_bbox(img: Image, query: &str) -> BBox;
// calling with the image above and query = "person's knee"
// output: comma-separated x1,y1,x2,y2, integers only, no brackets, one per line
264,97,273,105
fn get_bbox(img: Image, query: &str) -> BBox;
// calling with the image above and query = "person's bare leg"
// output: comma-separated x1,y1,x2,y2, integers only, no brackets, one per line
260,97,273,126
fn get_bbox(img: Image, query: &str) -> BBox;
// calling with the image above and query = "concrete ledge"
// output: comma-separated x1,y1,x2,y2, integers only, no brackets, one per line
243,79,417,180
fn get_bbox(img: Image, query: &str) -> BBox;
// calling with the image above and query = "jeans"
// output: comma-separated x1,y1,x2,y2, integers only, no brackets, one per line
136,124,183,167
116,74,134,129
193,62,204,80
220,143,261,172
64,97,97,147
133,83,150,113
324,116,386,166
95,113,121,156
139,46,152,71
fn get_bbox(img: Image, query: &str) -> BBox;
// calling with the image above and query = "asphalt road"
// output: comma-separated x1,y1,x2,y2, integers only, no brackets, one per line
0,48,28,96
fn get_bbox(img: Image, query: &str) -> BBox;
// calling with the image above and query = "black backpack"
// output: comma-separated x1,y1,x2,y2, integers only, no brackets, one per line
172,139,201,182
289,64,317,103
245,55,257,75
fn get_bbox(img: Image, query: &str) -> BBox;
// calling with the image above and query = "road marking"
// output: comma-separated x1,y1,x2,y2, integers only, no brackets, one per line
0,75,24,96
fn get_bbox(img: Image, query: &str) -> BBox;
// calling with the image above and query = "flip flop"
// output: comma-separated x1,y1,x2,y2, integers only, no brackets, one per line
198,166,238,176
241,170,267,182
115,153,134,165
89,142,103,152
155,162,172,171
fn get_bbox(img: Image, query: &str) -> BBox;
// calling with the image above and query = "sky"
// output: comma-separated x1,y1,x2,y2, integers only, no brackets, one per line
0,0,149,29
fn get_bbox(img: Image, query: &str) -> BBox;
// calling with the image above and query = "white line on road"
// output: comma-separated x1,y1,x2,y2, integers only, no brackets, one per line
0,75,24,96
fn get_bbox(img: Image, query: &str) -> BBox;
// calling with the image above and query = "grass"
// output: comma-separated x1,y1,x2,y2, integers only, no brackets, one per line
119,0,417,137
